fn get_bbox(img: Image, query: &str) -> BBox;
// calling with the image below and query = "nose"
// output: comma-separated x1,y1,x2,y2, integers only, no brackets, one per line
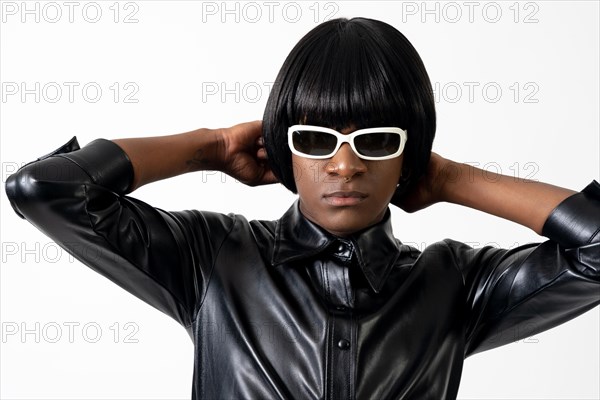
325,143,367,181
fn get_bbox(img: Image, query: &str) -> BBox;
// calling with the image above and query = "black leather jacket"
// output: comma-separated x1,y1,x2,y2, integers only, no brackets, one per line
5,137,600,399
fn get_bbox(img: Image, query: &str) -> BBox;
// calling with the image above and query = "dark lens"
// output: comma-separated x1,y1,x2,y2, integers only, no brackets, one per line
354,132,400,157
292,130,337,156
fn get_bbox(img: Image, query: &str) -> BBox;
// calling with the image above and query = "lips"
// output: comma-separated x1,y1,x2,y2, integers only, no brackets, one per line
323,191,368,206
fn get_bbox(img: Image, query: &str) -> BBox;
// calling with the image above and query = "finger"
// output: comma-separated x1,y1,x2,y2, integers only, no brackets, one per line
257,148,268,160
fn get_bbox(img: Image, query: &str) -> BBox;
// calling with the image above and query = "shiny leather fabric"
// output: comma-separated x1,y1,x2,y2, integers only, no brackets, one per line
5,138,600,400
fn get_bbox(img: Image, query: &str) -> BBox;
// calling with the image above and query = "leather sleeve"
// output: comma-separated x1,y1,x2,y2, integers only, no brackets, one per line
450,180,600,357
5,137,236,332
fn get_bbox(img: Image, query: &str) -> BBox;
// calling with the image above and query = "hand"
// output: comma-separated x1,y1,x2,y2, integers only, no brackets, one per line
219,120,279,186
392,152,449,213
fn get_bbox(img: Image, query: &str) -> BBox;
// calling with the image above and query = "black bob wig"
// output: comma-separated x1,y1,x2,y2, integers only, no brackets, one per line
262,17,436,195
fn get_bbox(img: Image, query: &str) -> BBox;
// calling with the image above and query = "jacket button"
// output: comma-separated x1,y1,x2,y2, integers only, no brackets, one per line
337,339,350,350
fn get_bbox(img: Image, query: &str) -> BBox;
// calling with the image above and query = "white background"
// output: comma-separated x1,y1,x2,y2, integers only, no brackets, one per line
1,1,598,399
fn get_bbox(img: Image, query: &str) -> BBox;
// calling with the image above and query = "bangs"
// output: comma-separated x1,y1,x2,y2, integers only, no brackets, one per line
289,24,410,131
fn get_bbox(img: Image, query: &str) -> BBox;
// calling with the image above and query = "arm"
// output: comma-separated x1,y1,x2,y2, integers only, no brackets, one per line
5,121,275,331
393,153,600,355
393,153,577,235
112,120,276,191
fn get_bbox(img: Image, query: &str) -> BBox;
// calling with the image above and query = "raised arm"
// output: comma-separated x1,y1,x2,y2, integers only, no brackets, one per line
394,152,600,355
5,121,276,332
113,120,277,191
394,153,577,234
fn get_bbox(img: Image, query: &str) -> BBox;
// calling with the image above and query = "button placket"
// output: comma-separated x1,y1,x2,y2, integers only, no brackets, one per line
327,312,354,399
314,240,358,399
324,244,356,399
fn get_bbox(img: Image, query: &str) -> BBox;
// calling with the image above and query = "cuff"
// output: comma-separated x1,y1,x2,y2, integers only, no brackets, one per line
541,180,600,248
59,138,134,194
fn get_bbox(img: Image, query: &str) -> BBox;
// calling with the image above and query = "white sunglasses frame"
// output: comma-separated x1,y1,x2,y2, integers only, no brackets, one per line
287,125,408,161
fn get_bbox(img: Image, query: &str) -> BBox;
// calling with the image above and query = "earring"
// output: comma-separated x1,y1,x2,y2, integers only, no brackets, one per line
397,170,410,189
397,171,403,187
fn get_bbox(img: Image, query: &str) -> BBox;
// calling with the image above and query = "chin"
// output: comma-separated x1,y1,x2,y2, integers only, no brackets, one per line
321,214,378,237
299,198,387,237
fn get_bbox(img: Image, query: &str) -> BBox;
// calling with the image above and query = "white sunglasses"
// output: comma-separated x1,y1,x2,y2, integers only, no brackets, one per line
287,125,408,160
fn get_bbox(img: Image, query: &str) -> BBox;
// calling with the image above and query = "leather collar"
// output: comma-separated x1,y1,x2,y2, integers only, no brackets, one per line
271,200,402,293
